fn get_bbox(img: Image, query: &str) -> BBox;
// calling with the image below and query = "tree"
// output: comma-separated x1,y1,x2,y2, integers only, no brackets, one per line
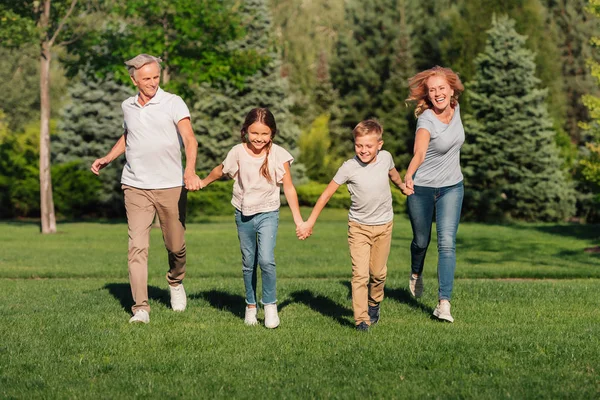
543,0,600,143
53,74,132,216
192,0,301,176
462,15,575,222
329,0,415,166
0,0,93,232
577,0,600,223
71,0,267,100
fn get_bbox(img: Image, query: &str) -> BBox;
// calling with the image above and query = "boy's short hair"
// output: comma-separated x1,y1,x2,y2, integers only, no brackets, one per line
352,119,383,141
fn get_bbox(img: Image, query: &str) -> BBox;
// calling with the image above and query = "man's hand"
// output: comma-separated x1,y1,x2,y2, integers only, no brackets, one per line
184,170,202,191
91,157,110,175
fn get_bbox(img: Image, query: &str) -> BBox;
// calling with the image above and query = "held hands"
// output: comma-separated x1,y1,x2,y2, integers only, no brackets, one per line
184,170,202,191
403,174,415,196
399,182,414,196
296,221,313,240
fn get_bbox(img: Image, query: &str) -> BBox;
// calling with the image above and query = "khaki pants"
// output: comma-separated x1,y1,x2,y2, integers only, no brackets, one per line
348,220,393,326
123,185,187,313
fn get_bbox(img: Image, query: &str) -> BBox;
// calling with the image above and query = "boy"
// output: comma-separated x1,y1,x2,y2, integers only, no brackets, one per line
297,120,412,331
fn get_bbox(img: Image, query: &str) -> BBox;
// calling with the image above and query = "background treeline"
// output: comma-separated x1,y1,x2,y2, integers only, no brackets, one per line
0,0,599,224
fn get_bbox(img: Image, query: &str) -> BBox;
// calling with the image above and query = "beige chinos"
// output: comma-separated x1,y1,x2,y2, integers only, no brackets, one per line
348,220,393,326
123,185,187,313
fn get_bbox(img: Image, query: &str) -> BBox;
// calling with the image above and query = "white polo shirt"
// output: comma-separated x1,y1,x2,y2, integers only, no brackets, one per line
120,87,191,189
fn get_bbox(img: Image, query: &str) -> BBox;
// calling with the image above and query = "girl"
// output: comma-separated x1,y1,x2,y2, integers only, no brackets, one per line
200,108,304,328
404,66,465,323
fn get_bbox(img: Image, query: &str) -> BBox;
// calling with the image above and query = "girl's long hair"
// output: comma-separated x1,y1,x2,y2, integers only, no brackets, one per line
406,66,464,118
241,107,277,183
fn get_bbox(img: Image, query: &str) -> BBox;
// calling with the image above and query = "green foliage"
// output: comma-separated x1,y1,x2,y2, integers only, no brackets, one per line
329,0,415,166
0,44,69,133
575,0,600,222
462,15,575,222
543,0,600,143
0,120,41,218
71,0,266,98
268,0,345,120
298,114,340,183
296,181,406,213
192,0,301,176
54,74,132,217
52,161,102,218
187,180,235,219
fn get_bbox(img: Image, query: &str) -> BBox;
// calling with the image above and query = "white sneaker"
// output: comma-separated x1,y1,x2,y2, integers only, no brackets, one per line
244,306,258,326
129,309,149,324
433,300,454,322
170,284,187,312
264,304,280,329
409,274,424,298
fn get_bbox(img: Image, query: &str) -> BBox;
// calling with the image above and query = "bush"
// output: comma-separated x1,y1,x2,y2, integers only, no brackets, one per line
187,180,235,218
296,181,406,214
52,161,103,218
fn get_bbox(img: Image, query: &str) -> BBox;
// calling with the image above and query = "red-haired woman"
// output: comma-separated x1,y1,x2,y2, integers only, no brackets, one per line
404,66,465,323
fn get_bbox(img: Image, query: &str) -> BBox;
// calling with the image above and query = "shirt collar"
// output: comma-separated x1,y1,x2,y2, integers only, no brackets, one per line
132,87,165,107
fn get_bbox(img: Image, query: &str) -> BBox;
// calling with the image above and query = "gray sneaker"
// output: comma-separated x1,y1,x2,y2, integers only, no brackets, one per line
170,284,187,312
264,304,280,329
409,274,424,298
129,309,149,324
433,300,454,323
244,306,258,326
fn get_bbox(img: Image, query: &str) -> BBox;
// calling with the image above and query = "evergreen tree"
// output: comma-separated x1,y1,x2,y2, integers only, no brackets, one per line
462,15,575,222
329,0,415,166
192,0,301,176
53,75,133,216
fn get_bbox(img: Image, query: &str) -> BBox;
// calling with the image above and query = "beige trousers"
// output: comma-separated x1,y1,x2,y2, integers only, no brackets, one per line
123,185,187,313
348,220,393,326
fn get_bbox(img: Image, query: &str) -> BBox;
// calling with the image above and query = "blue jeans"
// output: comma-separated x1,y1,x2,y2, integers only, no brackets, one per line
407,181,464,301
235,209,279,305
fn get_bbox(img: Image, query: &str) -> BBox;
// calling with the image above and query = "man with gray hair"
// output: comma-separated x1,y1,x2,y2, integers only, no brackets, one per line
91,53,201,324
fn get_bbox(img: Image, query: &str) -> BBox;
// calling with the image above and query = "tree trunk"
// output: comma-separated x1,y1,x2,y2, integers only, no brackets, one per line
39,1,57,234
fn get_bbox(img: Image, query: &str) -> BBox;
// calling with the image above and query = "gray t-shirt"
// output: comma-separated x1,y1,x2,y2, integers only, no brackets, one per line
120,88,191,189
413,104,464,187
333,150,395,225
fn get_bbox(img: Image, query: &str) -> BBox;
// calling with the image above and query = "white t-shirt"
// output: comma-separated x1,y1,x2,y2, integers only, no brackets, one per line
120,88,191,189
333,150,395,225
222,143,294,216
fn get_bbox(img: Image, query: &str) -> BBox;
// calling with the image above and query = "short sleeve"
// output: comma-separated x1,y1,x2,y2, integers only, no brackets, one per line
222,146,239,178
333,161,351,185
385,151,395,171
416,112,436,138
273,145,294,184
171,96,191,124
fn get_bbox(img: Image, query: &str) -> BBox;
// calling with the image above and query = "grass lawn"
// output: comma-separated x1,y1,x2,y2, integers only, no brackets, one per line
1,208,599,399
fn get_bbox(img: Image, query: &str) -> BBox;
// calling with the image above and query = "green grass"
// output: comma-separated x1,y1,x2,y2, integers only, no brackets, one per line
1,209,599,399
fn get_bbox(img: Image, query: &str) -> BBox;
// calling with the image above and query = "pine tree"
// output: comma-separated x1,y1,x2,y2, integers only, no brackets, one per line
329,0,415,166
192,0,301,175
53,75,133,216
462,15,575,222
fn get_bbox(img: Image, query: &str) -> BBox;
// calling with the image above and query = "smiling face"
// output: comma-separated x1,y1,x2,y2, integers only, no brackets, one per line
426,75,454,113
130,62,160,102
354,133,383,164
246,122,273,154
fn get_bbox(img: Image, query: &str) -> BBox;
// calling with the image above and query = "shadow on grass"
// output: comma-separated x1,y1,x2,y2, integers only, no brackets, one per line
103,283,170,313
190,290,246,320
340,280,434,316
385,287,435,315
279,290,354,328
